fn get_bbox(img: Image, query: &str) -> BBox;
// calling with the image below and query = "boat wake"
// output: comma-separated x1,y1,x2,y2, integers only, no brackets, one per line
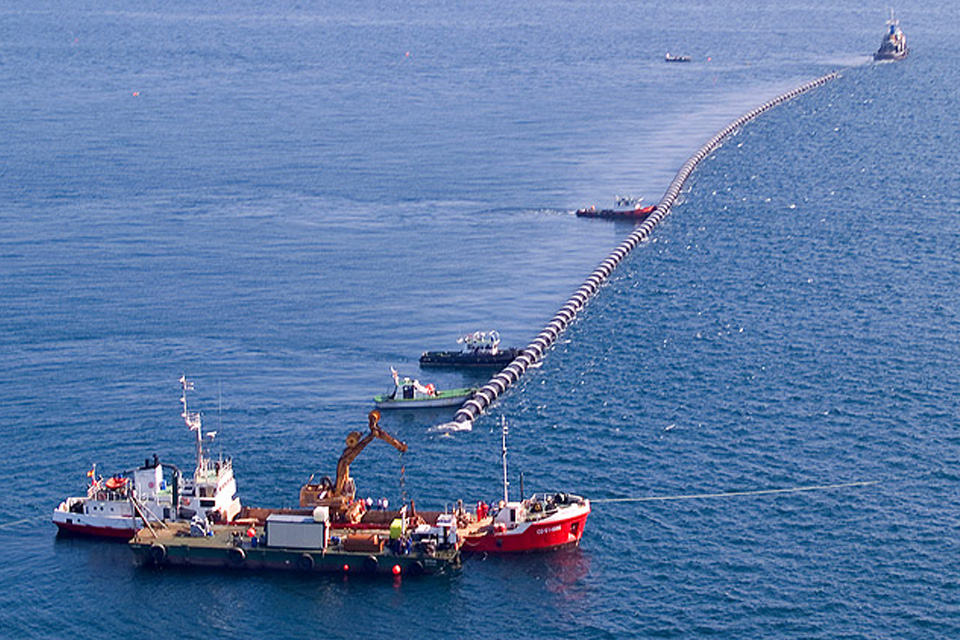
431,420,473,433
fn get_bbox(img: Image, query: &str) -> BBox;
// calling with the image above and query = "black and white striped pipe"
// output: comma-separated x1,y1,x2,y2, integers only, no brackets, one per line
442,71,840,430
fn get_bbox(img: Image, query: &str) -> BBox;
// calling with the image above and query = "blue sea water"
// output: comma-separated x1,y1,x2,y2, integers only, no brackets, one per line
3,1,960,638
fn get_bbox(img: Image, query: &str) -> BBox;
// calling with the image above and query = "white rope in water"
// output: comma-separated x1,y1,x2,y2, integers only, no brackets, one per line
592,480,881,503
0,515,46,530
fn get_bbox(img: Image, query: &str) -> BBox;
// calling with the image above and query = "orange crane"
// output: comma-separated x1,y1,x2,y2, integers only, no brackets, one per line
299,410,407,521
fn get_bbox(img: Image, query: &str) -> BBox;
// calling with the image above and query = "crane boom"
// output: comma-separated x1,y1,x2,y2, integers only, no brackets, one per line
333,410,407,496
299,410,408,519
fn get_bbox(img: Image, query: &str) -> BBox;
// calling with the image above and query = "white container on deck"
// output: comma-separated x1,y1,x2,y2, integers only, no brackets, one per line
265,514,328,550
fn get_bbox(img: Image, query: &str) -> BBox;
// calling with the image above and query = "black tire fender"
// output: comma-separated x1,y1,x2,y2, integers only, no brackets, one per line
149,544,167,565
228,546,246,565
297,553,315,572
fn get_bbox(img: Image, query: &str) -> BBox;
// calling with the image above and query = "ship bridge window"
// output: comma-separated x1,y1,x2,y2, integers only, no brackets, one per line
200,499,215,508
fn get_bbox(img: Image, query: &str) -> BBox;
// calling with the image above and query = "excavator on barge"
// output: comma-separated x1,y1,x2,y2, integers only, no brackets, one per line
297,410,407,522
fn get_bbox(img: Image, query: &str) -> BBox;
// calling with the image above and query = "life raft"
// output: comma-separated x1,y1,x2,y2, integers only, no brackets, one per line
105,477,128,490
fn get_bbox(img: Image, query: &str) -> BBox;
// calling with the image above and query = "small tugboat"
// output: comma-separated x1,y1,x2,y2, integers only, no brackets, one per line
460,418,590,553
874,11,908,61
52,377,242,539
374,368,476,410
664,53,692,63
576,196,656,220
419,330,522,368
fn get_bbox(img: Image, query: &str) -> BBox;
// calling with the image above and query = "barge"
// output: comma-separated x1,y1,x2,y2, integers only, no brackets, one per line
130,410,460,577
131,508,461,576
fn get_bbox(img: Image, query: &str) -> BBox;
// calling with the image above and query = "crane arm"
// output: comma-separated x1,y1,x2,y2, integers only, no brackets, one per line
371,425,408,454
333,411,407,497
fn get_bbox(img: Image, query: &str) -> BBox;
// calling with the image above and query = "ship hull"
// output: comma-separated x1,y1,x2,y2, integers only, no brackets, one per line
873,49,908,61
131,523,461,577
575,207,655,220
374,387,474,409
53,517,139,540
419,348,522,368
132,544,459,575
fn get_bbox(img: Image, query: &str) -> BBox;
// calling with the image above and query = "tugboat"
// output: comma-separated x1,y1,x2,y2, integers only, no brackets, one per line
576,195,656,220
374,368,476,410
874,11,908,61
52,376,242,539
460,418,590,553
419,330,522,368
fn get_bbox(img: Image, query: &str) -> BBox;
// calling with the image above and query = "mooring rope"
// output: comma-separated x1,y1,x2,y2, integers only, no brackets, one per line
591,480,880,503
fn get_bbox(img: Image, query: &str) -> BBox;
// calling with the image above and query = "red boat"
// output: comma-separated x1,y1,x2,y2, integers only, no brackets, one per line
576,196,656,219
461,492,590,553
460,418,590,553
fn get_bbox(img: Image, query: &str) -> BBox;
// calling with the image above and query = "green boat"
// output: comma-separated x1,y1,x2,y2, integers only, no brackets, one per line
373,368,475,410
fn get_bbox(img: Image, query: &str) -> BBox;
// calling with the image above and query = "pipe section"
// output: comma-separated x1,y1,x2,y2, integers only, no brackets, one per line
442,71,839,429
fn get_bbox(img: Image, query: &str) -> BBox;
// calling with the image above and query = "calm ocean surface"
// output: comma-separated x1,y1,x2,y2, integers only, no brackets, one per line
3,1,960,637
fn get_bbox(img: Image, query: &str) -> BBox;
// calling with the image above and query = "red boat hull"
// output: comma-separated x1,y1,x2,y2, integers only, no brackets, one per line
54,520,138,540
461,503,590,554
575,206,655,220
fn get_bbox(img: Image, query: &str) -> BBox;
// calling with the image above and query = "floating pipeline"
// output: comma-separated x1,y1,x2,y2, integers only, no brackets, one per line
438,71,840,431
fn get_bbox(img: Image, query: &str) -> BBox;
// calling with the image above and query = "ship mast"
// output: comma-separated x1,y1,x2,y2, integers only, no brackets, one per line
180,375,203,476
501,416,510,504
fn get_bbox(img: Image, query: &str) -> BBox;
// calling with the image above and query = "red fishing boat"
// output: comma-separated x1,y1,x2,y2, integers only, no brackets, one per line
460,418,590,553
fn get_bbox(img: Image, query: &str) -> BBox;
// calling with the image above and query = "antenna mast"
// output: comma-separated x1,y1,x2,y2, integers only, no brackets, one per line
501,416,509,504
180,375,202,474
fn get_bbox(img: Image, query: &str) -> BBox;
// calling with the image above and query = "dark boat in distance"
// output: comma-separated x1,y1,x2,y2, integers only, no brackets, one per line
874,11,908,61
576,195,656,220
419,330,522,368
664,53,692,63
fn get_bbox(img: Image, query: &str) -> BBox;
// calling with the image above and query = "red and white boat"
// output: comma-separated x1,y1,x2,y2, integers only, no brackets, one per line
575,195,656,220
52,376,242,539
461,418,590,553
